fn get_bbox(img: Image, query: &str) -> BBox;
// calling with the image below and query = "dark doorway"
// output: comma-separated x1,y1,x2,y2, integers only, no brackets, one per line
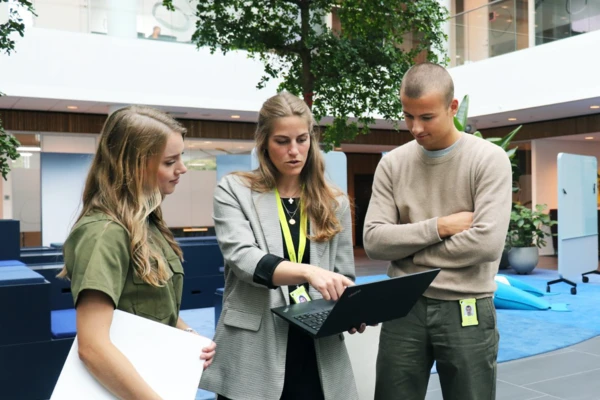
354,174,374,247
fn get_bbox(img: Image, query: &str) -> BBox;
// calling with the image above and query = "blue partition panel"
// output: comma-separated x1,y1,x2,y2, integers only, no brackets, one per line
0,220,20,261
0,267,51,345
0,337,73,400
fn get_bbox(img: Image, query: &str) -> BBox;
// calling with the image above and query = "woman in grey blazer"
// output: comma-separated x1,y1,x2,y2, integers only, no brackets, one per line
199,92,361,400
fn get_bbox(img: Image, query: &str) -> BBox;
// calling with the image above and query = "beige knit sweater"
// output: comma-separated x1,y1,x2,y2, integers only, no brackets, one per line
364,133,512,300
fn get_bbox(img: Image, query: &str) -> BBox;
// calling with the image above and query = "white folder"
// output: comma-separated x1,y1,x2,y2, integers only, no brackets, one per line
51,310,210,400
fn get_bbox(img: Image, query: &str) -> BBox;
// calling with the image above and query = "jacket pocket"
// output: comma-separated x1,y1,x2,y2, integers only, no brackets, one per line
223,309,262,332
131,258,183,322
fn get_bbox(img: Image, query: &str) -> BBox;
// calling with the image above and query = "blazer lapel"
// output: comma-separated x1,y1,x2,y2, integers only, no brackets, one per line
310,222,328,269
252,190,290,304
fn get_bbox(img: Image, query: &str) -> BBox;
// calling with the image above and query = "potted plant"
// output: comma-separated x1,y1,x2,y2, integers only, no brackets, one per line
506,203,557,274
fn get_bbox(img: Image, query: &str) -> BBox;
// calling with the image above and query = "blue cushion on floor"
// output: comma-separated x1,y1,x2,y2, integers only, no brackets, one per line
0,260,25,267
51,309,77,339
0,265,45,286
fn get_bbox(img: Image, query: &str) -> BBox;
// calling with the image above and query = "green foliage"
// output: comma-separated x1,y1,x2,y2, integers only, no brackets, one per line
454,95,522,192
0,125,20,180
164,0,448,150
0,1,35,180
0,0,35,55
507,203,557,248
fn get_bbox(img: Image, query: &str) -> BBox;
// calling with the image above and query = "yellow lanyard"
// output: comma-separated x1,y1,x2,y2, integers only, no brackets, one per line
274,188,307,263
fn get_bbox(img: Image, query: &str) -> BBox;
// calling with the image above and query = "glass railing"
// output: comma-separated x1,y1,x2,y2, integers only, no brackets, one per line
449,0,528,67
27,0,197,44
16,0,600,61
535,0,600,45
449,0,600,67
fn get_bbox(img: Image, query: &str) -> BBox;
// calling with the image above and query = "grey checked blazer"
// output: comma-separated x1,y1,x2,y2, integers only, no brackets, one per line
199,174,359,400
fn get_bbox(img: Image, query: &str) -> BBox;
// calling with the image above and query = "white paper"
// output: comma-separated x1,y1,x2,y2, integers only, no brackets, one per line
51,310,210,400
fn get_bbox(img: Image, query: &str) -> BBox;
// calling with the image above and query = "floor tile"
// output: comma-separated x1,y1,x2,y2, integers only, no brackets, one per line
498,351,600,386
525,368,600,400
569,336,600,356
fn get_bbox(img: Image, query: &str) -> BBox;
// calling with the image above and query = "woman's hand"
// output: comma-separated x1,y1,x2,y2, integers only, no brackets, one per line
304,265,354,301
200,339,217,370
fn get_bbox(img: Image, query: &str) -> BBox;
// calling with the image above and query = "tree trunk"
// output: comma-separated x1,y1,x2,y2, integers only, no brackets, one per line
299,1,314,109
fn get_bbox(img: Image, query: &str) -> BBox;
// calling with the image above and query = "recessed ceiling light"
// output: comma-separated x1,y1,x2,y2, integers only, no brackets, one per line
203,141,212,144
508,118,517,121
585,137,594,140
590,105,600,109
17,146,41,152
506,19,513,23
231,115,241,119
67,105,78,110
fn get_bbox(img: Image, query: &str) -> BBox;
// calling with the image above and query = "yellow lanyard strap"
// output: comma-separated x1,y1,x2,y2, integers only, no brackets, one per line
274,188,307,263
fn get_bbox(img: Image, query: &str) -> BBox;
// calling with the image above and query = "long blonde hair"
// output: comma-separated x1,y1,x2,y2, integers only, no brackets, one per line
238,92,343,242
59,106,185,286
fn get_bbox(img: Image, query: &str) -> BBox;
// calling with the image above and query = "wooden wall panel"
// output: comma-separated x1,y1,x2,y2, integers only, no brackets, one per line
346,153,383,245
478,113,600,141
0,109,413,145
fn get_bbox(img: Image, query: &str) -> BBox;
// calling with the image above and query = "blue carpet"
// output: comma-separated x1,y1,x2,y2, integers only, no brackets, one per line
496,268,600,362
357,271,600,362
183,270,600,398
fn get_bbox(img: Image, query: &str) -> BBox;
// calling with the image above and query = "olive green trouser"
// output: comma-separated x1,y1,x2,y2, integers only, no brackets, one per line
375,296,499,400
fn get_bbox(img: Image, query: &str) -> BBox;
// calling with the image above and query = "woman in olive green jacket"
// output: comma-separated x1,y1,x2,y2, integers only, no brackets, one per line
59,106,216,400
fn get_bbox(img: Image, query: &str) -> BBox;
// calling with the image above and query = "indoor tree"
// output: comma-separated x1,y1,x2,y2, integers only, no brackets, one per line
163,0,448,149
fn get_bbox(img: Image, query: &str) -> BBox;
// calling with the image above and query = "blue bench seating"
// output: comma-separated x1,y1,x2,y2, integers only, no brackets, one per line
51,309,77,339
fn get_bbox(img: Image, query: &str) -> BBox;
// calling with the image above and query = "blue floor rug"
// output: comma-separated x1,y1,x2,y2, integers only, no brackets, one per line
495,268,600,362
353,271,600,362
183,270,600,398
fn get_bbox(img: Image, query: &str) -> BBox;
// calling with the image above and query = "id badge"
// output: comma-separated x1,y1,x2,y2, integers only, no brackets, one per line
290,286,311,304
460,298,479,327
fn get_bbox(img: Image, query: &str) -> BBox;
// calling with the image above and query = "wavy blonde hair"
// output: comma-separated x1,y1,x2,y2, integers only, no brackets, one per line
58,106,185,286
238,92,343,242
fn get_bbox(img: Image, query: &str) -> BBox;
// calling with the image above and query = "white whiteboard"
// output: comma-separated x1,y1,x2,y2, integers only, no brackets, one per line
557,153,598,279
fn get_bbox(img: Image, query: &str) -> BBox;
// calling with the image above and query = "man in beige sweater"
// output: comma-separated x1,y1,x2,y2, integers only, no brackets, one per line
364,63,512,400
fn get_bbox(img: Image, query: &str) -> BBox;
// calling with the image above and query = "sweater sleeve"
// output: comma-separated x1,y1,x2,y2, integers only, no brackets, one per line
363,154,443,261
412,147,512,268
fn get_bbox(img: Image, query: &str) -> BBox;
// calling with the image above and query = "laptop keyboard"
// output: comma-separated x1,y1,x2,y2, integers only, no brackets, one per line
293,310,331,331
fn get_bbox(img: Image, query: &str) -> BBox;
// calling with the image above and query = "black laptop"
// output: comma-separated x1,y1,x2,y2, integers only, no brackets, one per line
271,269,440,338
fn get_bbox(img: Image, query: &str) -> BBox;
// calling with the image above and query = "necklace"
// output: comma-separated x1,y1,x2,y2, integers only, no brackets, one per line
281,198,300,225
279,188,301,204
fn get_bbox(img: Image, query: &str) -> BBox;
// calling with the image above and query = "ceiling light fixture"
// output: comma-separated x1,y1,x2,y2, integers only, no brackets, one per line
508,118,517,121
203,141,212,144
590,105,600,109
231,115,241,119
585,137,594,140
17,146,41,152
67,105,78,110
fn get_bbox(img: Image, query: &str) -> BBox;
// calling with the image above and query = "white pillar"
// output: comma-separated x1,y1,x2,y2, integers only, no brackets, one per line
436,0,452,63
107,0,137,39
463,0,489,63
528,0,536,48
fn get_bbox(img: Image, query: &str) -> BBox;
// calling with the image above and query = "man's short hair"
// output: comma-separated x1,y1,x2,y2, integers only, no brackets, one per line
400,63,454,106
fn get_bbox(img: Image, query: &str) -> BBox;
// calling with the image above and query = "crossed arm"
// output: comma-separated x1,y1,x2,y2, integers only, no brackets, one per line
364,151,512,268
